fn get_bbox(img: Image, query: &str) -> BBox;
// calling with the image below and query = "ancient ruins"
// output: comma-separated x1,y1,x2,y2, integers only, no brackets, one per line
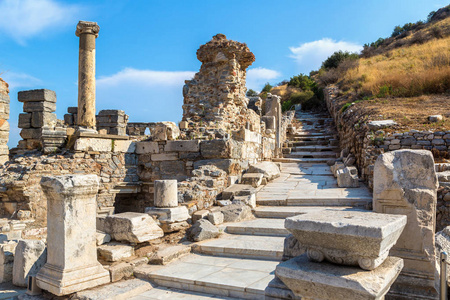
0,20,449,300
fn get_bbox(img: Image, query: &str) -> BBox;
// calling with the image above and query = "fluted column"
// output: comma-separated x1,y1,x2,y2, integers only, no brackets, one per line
75,21,99,129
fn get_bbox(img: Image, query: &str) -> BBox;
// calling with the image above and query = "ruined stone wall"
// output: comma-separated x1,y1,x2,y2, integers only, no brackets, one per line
0,78,9,165
324,86,450,189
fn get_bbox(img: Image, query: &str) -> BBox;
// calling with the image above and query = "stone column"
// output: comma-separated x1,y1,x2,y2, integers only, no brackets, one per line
154,180,178,207
373,149,439,299
265,94,282,157
75,21,100,130
36,174,110,295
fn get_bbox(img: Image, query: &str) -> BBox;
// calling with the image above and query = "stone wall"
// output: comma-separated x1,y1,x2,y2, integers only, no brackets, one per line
324,86,450,189
0,78,9,164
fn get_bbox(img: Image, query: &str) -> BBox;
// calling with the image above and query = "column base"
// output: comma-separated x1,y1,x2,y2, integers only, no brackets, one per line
76,127,98,134
36,262,110,296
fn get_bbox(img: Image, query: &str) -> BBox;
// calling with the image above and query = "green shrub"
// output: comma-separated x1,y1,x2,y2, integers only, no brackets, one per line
322,51,359,70
246,89,259,97
377,85,392,98
261,83,273,93
288,74,316,91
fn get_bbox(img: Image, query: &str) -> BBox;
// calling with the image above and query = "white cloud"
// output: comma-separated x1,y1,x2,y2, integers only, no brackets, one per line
246,67,282,91
1,71,42,90
0,0,81,44
289,38,363,73
97,68,195,88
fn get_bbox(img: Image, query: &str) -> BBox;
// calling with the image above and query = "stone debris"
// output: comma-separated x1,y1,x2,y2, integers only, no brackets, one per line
0,241,17,283
12,240,47,287
336,166,359,188
147,244,191,265
285,209,406,270
73,278,153,300
276,255,404,300
220,204,253,223
96,110,128,136
374,149,440,298
248,161,281,181
150,122,180,141
104,212,164,243
367,120,397,130
97,242,134,262
95,231,111,246
145,206,189,224
207,211,224,225
428,115,443,122
187,219,220,242
221,184,256,200
232,194,256,208
241,173,264,187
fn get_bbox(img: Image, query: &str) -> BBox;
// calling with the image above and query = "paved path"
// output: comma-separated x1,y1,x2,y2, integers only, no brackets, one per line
125,111,372,299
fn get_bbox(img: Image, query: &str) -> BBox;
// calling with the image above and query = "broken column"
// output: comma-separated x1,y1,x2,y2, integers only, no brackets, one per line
36,174,110,295
146,180,189,233
265,94,282,156
18,89,57,150
373,149,440,299
0,78,9,164
75,21,100,130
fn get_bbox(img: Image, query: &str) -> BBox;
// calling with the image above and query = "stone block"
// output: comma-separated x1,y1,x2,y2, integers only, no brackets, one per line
145,206,189,223
227,175,239,186
262,116,276,130
187,219,219,242
20,128,41,140
97,243,134,262
18,89,56,103
18,113,31,129
96,231,111,246
282,234,305,261
192,210,209,222
435,226,450,283
154,180,178,208
147,244,191,265
276,255,404,300
241,173,264,187
207,211,224,225
23,101,56,113
285,209,406,270
13,240,47,287
373,149,440,298
248,161,280,181
164,140,200,152
109,262,133,282
151,153,178,161
74,138,112,152
220,204,252,222
336,166,359,188
104,212,164,243
160,160,186,180
232,194,256,208
159,221,190,233
428,115,443,122
200,139,233,158
67,107,78,114
331,162,345,177
222,184,256,199
113,140,136,153
367,120,397,130
150,121,179,141
135,141,159,154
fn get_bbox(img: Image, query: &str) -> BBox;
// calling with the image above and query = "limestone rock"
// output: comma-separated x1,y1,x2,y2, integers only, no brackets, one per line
159,221,190,233
108,262,133,282
330,162,345,177
151,122,180,141
336,166,359,188
232,194,256,208
0,241,17,283
435,226,450,283
285,209,406,270
428,115,443,122
276,255,404,300
220,204,253,223
367,120,397,130
96,231,111,246
105,212,164,243
145,206,189,223
13,240,47,287
97,243,134,262
373,149,439,298
207,211,224,225
248,161,280,181
221,184,256,200
187,219,219,242
241,173,264,187
282,234,305,261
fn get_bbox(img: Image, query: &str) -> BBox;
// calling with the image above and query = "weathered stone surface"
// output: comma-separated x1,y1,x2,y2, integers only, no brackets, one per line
220,204,253,222
135,141,159,154
282,234,305,261
147,244,191,265
164,140,200,152
154,180,178,208
285,209,406,270
207,211,224,225
18,113,31,129
248,161,280,181
336,166,359,188
232,194,256,208
145,206,189,223
367,120,397,130
221,184,255,199
97,243,134,262
435,226,450,283
18,89,56,103
276,255,404,300
192,210,209,222
241,173,264,187
73,278,152,300
74,138,112,152
108,262,133,282
0,242,17,283
150,122,179,141
31,112,56,128
113,140,136,153
96,231,111,246
36,174,110,295
187,219,219,242
13,240,47,287
104,212,164,243
373,149,439,299
159,221,190,233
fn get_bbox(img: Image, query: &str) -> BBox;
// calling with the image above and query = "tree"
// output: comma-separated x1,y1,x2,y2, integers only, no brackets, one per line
321,51,359,70
246,89,259,97
288,74,316,91
261,83,273,93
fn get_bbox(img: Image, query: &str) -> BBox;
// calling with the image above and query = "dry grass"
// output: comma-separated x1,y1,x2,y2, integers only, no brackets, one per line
343,35,450,97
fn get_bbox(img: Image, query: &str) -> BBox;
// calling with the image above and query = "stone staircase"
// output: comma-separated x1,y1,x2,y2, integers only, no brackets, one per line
132,110,373,299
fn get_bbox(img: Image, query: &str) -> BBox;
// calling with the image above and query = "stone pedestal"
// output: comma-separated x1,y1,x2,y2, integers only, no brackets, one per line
373,150,439,299
154,180,178,207
36,174,110,296
76,21,100,129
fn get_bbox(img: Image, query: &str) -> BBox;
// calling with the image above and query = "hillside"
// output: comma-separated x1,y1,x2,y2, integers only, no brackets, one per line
315,5,450,131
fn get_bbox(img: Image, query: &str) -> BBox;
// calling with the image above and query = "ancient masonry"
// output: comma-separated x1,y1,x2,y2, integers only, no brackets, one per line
0,20,449,300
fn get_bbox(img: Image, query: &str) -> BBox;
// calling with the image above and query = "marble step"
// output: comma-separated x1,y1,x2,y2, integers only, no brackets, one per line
292,135,336,141
285,151,338,159
192,234,285,261
253,206,360,219
135,254,279,300
290,140,330,146
74,278,153,300
293,146,339,152
130,286,240,300
225,218,288,237
273,157,332,163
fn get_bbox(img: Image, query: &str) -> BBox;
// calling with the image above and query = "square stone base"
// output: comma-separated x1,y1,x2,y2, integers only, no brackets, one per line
276,254,403,300
36,262,110,296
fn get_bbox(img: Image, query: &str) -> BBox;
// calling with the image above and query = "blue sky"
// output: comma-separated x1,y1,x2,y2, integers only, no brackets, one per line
0,0,447,147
